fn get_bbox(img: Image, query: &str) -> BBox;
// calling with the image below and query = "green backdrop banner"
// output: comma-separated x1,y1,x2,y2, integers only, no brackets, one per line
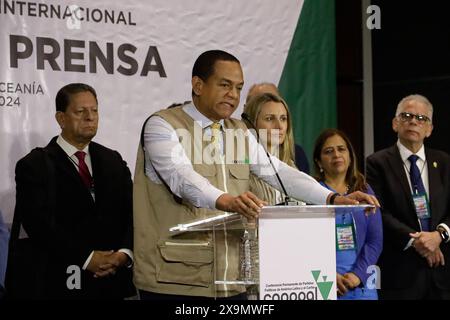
279,0,337,165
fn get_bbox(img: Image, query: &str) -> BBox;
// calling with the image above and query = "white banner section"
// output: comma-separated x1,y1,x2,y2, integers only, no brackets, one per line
0,0,304,223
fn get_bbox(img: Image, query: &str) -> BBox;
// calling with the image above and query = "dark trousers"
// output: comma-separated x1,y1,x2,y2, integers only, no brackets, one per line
380,269,450,300
139,290,247,301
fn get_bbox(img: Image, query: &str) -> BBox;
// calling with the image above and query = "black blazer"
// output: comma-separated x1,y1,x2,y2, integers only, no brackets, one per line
366,145,450,290
6,137,134,299
294,144,310,174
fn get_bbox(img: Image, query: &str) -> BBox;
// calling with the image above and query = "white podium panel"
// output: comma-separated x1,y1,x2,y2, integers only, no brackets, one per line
168,204,374,300
259,206,336,300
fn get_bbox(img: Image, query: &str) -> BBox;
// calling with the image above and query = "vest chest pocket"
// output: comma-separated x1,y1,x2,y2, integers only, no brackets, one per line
228,165,250,195
156,239,214,287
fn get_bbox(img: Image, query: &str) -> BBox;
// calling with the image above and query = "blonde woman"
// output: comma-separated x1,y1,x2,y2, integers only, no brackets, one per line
243,92,305,204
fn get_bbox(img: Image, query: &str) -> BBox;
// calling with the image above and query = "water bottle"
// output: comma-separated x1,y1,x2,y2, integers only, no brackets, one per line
240,224,259,299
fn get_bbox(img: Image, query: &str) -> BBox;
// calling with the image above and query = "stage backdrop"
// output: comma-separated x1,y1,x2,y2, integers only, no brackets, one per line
0,0,336,224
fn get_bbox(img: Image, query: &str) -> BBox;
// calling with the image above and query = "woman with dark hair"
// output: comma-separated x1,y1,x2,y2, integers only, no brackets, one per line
313,129,383,300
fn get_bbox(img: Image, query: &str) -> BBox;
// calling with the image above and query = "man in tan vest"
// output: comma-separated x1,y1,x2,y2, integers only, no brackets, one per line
133,50,379,300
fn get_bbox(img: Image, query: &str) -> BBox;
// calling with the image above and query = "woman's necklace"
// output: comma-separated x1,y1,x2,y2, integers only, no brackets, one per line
325,180,349,195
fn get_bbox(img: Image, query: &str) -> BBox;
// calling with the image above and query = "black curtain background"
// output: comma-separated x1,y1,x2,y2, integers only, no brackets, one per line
336,0,450,172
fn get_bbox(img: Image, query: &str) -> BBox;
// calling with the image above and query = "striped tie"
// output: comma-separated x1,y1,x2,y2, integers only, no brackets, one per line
210,122,222,159
210,122,222,145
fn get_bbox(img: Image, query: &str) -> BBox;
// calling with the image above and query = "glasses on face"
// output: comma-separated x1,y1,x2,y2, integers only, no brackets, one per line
398,112,431,124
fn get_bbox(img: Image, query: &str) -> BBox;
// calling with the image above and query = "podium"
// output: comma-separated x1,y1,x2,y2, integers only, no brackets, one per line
168,205,373,300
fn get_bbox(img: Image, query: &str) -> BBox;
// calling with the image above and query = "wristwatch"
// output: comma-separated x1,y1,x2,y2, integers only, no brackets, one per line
438,228,450,243
329,192,340,205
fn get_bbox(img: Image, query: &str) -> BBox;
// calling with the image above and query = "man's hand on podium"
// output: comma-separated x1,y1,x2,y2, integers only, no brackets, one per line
330,191,380,213
216,192,267,220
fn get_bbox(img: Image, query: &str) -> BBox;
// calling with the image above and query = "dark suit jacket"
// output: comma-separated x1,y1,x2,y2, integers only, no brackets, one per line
0,210,8,289
6,137,134,299
366,145,450,290
294,143,310,174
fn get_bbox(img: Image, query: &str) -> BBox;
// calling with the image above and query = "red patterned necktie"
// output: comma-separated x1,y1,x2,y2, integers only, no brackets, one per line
74,151,93,189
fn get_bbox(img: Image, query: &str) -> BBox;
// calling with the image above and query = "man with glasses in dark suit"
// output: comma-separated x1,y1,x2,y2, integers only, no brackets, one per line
367,94,450,299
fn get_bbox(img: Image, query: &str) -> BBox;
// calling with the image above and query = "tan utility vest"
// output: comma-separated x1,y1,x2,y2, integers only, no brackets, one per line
133,105,250,297
249,173,278,205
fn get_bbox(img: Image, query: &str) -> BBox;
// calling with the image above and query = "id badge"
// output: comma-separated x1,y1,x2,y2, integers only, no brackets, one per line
412,192,431,219
336,223,356,251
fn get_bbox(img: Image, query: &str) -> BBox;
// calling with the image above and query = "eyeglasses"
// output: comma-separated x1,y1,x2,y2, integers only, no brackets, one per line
398,112,431,124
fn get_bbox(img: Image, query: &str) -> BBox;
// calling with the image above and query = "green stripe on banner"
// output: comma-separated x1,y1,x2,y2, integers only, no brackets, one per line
278,0,336,165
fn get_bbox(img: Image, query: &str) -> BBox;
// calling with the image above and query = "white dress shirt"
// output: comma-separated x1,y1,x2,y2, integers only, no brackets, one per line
57,135,92,176
56,135,134,269
143,103,331,208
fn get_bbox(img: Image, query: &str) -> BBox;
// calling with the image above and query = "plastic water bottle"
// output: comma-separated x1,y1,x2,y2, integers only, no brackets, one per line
240,225,259,299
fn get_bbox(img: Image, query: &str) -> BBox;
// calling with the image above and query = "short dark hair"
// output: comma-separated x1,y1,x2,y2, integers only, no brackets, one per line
55,83,97,112
192,50,240,81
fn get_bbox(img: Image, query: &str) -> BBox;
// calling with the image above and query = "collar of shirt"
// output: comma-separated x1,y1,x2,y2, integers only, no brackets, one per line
397,140,426,165
183,103,225,129
56,135,92,174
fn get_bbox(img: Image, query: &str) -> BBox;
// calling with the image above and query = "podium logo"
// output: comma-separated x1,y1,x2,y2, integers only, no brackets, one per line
311,270,334,300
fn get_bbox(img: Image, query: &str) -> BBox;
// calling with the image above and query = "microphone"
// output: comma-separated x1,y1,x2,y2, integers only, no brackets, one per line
241,112,291,206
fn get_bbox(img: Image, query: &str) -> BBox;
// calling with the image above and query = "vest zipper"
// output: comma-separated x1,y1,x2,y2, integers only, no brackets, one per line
220,154,229,291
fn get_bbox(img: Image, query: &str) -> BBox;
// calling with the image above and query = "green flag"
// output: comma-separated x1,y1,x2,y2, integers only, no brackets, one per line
278,0,337,164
